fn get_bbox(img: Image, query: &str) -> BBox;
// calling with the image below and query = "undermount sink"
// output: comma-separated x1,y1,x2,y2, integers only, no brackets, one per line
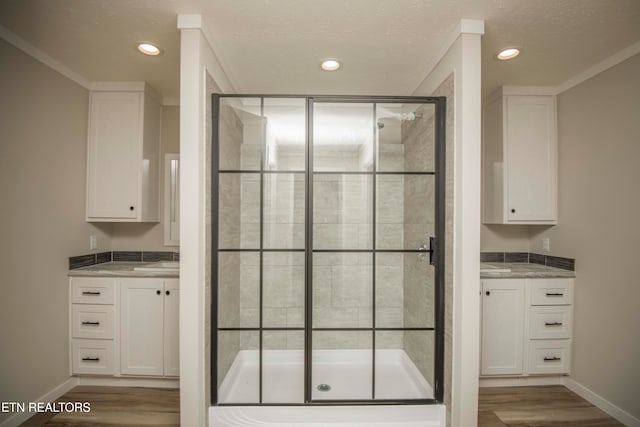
480,263,511,273
134,261,179,272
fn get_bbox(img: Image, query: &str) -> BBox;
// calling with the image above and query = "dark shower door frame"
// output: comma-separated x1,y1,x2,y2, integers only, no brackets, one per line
211,94,446,406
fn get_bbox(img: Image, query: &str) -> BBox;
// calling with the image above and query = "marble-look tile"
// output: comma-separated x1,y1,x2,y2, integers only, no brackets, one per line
481,252,506,262
96,251,112,264
69,254,96,269
376,330,404,349
142,251,174,262
504,252,529,263
112,251,142,262
313,331,372,350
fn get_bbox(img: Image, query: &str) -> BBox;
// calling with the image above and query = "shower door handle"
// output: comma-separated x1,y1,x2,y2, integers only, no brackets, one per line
428,236,437,266
418,237,437,266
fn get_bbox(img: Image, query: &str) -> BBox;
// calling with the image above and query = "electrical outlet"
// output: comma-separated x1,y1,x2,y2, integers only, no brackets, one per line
89,235,97,250
542,238,550,253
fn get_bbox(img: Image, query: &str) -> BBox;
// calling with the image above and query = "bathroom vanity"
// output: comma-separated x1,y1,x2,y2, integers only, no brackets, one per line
68,262,179,380
480,262,575,380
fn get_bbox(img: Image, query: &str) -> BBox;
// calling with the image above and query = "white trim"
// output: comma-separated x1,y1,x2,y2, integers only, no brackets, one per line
501,86,557,96
563,377,640,427
76,376,180,388
415,19,484,96
479,376,564,388
0,377,79,427
555,40,640,95
90,81,147,92
0,24,91,90
176,14,237,93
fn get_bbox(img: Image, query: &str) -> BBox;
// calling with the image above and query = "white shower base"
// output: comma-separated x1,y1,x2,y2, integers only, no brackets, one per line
212,349,444,426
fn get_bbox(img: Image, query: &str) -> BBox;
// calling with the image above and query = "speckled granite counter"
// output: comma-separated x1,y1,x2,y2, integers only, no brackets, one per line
68,262,179,278
480,262,575,279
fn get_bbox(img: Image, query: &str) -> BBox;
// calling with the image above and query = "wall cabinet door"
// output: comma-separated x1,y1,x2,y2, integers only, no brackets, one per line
482,88,557,224
120,278,164,376
86,88,161,222
163,279,180,377
481,279,525,375
505,95,557,222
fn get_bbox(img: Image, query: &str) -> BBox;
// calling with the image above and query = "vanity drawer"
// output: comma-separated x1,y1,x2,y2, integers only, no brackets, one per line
529,306,572,339
72,304,114,339
528,339,571,374
71,339,114,375
530,279,573,305
71,277,115,304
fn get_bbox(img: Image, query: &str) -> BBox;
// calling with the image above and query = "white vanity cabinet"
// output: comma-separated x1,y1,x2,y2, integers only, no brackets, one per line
69,277,117,375
482,87,557,224
480,278,574,377
69,276,179,378
120,278,179,377
86,84,161,222
480,279,525,375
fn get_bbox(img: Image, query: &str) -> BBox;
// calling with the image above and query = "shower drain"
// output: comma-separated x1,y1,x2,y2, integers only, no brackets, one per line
317,384,331,392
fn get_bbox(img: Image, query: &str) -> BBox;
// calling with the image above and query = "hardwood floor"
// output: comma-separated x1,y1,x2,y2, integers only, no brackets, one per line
479,385,624,427
20,386,179,426
19,384,623,426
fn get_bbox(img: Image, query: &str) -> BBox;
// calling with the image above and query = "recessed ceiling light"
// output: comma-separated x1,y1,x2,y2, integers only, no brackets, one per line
496,47,520,61
137,42,161,56
321,59,341,71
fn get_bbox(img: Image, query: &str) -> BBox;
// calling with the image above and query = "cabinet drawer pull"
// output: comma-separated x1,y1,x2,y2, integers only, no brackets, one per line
544,322,563,326
81,321,101,326
81,357,100,362
543,356,561,362
82,291,101,296
545,292,564,297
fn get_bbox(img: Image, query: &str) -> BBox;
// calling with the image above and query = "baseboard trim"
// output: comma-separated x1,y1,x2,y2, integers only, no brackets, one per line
563,377,640,427
76,376,179,388
0,377,79,427
479,376,564,387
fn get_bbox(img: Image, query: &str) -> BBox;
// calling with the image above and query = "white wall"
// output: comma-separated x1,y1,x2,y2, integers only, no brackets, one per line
530,53,640,421
413,20,484,427
481,224,531,252
178,15,235,427
0,38,112,424
110,105,180,251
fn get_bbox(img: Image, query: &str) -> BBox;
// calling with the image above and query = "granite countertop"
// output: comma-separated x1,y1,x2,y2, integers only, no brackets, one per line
480,262,575,278
68,262,179,278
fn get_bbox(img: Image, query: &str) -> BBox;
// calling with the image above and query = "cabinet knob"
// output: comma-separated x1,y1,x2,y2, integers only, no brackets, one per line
156,290,161,295
485,291,491,296
166,290,170,296
511,208,516,213
130,206,135,211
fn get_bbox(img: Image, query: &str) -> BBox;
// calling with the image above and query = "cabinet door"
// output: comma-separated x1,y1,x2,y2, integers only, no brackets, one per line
163,279,180,377
481,279,525,375
121,278,164,375
87,92,141,219
505,96,556,222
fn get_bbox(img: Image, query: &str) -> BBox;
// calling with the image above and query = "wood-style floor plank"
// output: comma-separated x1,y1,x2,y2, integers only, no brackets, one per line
19,386,179,427
479,385,624,427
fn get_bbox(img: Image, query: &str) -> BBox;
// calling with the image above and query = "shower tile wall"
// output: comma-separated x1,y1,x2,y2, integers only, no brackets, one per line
218,103,437,371
217,103,243,387
402,104,436,385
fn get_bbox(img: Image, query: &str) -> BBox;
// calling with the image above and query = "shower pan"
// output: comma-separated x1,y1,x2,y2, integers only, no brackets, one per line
211,95,446,425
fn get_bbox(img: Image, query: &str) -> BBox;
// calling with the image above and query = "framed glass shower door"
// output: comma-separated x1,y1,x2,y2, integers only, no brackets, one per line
212,95,445,406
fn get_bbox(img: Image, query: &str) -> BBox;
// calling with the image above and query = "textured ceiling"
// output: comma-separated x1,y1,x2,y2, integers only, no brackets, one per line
1,0,639,100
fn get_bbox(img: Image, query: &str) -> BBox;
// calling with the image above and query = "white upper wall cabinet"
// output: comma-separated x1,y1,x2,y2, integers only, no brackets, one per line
86,84,161,222
482,88,557,224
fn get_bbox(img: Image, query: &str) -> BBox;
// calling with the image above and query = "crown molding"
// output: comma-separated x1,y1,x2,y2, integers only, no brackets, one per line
0,23,92,90
555,39,640,95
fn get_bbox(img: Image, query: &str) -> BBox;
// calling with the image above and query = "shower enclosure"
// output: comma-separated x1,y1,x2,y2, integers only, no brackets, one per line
211,95,445,409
